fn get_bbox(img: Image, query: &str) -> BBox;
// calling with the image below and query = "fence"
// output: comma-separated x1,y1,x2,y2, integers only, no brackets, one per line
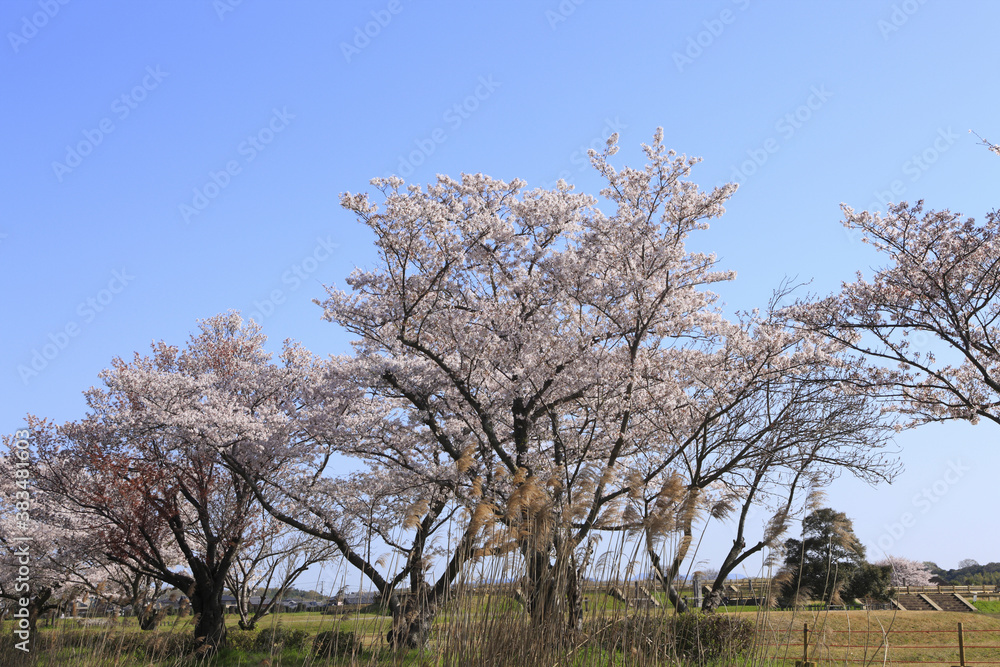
448,579,1000,606
761,622,1000,666
896,585,1000,596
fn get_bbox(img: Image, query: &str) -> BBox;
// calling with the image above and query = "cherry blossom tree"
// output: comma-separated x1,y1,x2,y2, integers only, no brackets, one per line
0,432,97,652
789,200,1000,428
586,296,899,612
693,313,898,610
313,129,740,633
23,313,317,654
877,556,933,587
222,378,480,649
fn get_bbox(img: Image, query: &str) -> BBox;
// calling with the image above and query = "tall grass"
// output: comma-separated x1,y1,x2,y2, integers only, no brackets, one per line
5,537,999,666
5,596,1000,666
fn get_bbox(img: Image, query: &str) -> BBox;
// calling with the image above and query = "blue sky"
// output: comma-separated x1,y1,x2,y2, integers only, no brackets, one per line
3,1,999,586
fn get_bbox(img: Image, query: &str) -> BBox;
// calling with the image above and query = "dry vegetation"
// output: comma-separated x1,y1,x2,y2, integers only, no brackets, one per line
5,597,1000,666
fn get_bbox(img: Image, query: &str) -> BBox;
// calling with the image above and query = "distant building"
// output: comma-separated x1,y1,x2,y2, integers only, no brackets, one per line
343,591,378,605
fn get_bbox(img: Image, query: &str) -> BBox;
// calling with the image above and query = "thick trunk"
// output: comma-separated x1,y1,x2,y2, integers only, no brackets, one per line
137,605,166,630
386,591,437,649
702,587,726,612
189,586,227,654
565,558,584,633
18,601,42,654
702,539,744,613
9,592,53,658
523,548,557,624
520,544,584,634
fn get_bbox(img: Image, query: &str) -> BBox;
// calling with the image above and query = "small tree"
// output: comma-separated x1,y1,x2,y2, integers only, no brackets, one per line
779,508,866,606
100,568,166,630
225,506,337,630
877,556,933,587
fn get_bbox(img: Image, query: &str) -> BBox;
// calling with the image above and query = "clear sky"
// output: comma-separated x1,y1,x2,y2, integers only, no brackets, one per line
3,1,999,587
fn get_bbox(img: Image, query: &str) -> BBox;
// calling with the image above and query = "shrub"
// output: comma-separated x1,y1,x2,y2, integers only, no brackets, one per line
672,611,755,661
226,629,256,652
253,625,310,652
594,611,755,663
313,629,362,658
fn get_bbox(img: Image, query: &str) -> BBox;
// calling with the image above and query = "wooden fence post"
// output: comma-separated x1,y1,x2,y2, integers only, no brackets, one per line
952,622,967,667
958,622,966,667
796,622,817,667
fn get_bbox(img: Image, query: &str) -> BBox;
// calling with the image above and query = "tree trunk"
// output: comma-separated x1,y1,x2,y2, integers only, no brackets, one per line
189,586,227,654
565,557,584,633
386,591,437,649
648,547,688,613
9,592,54,658
19,601,42,654
523,548,557,624
647,489,699,613
702,537,768,612
702,587,726,612
137,605,166,630
519,542,585,636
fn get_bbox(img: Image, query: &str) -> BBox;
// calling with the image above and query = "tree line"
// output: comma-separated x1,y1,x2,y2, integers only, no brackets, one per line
927,561,1000,587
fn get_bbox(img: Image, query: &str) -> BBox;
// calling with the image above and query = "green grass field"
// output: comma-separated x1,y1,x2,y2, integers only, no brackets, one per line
975,599,1000,614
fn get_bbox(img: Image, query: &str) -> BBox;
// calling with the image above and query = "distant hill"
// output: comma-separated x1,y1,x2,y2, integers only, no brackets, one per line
925,562,1000,587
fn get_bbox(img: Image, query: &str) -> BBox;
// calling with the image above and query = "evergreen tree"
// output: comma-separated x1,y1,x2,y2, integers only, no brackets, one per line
779,508,866,605
844,563,894,603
